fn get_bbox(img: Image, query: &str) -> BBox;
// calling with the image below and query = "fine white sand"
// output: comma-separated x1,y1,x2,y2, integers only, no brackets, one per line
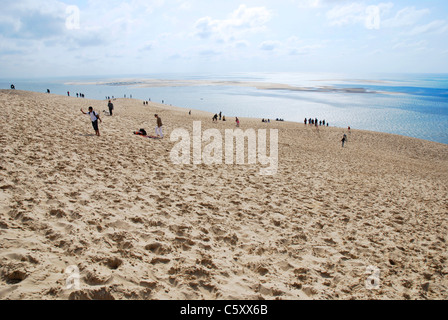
1,89,447,300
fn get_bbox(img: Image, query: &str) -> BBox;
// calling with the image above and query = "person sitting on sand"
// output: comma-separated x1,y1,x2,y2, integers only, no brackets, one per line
81,107,102,137
155,114,164,138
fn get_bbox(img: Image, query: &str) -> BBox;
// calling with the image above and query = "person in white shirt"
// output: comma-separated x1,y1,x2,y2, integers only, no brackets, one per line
81,106,102,136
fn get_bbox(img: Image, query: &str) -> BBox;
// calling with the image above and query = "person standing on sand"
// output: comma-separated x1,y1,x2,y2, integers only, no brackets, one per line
108,100,114,116
155,114,164,138
342,134,347,147
236,117,240,127
81,107,102,136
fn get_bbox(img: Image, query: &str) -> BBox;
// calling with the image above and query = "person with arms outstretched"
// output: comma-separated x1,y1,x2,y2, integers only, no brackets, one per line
81,107,102,136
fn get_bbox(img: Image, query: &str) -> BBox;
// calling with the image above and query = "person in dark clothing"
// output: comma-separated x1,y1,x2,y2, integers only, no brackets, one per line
342,134,347,147
108,100,114,116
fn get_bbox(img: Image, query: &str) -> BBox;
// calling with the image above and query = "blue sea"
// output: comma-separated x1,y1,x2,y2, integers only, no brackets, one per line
2,72,448,144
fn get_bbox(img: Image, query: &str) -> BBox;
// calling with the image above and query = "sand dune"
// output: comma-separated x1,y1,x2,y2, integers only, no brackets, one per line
0,89,447,300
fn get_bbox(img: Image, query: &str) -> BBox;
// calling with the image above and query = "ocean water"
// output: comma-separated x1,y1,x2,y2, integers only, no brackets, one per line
2,72,447,145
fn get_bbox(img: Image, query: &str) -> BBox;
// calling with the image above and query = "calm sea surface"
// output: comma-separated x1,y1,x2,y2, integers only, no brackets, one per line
2,72,447,144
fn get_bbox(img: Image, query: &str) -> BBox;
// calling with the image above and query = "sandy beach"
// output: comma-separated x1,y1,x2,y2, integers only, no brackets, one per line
0,89,447,300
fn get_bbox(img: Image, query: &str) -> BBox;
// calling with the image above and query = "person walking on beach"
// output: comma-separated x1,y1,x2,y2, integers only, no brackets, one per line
81,107,102,136
341,134,347,147
236,117,240,127
108,100,114,116
213,114,218,122
155,114,164,138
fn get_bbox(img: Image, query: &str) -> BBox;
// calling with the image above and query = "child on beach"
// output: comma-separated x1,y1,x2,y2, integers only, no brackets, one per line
81,107,102,136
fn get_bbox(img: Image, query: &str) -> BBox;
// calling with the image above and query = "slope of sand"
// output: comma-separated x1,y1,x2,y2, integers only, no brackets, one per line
0,89,447,300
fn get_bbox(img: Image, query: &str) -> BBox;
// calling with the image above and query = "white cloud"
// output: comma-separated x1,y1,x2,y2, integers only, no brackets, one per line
393,40,428,50
326,2,393,28
297,0,322,9
260,40,282,51
382,6,430,28
194,5,272,42
407,20,448,36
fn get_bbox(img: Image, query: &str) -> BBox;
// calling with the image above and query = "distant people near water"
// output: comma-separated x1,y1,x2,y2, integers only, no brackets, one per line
67,91,70,97
47,89,50,94
213,114,218,122
81,106,102,137
76,93,79,98
108,100,114,116
155,114,164,138
10,84,15,90
236,117,240,127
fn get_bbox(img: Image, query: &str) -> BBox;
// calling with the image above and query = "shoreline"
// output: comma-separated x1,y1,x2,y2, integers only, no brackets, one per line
63,78,405,96
2,88,445,146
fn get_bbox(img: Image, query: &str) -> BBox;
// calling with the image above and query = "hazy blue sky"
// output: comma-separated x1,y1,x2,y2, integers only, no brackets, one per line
1,0,448,78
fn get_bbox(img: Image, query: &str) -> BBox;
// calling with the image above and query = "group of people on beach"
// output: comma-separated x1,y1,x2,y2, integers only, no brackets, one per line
79,98,349,149
213,112,225,122
305,117,329,127
81,101,163,139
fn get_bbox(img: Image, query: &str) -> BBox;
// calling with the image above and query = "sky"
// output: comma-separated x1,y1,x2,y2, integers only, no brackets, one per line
1,0,448,78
